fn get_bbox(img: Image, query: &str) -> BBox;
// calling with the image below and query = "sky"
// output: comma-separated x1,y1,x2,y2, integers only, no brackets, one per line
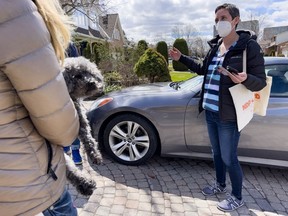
109,0,288,45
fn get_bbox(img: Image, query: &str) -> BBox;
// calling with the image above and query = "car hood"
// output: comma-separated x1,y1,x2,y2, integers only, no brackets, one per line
108,82,175,96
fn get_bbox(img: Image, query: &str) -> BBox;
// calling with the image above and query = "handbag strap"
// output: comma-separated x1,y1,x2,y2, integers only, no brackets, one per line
243,48,247,73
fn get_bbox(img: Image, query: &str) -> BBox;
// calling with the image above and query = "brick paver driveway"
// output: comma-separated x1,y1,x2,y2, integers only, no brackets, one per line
69,151,288,216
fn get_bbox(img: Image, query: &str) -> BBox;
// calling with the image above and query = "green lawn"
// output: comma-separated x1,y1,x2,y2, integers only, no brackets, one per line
170,71,195,82
169,63,196,81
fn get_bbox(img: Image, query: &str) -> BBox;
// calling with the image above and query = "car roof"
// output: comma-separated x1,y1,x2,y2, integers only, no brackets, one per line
264,57,288,65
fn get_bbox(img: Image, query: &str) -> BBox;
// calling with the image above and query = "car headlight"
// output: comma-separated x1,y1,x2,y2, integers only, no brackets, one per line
91,97,113,109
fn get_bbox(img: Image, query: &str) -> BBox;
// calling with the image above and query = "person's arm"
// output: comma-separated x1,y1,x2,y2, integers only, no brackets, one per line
241,41,267,91
0,2,79,146
169,47,204,75
179,55,204,75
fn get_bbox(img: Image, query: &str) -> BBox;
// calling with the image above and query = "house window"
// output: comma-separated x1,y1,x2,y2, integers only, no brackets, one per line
113,29,120,40
73,10,88,28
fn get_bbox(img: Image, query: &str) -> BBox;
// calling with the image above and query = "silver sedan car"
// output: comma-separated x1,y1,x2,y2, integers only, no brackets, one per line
87,57,288,168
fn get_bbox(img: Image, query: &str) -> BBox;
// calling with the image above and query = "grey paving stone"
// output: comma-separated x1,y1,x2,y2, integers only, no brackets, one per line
170,203,185,212
136,210,152,216
138,202,152,211
72,140,288,216
109,204,125,215
125,199,139,209
83,202,99,213
197,207,213,216
99,197,114,206
151,197,165,204
151,204,165,214
249,188,265,199
255,198,275,212
277,194,288,202
113,196,127,205
79,211,94,216
266,195,281,203
95,206,110,216
270,202,286,212
183,202,197,212
123,208,138,216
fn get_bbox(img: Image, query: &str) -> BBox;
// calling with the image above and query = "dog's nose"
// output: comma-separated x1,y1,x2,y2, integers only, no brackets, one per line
88,82,96,89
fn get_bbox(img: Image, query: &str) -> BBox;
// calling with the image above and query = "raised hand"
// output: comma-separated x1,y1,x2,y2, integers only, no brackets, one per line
169,47,182,61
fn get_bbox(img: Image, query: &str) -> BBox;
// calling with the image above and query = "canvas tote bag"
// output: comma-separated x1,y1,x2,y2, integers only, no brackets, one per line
253,75,272,116
229,49,272,131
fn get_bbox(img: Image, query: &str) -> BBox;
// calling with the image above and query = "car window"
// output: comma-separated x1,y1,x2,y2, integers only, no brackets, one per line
265,64,288,97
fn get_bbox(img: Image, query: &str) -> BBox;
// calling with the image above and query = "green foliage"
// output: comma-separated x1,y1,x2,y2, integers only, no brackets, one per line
104,84,122,94
96,41,114,73
172,38,189,71
134,48,171,83
83,42,92,60
91,42,103,65
170,72,195,81
103,71,123,93
104,71,122,86
137,40,148,57
156,41,168,63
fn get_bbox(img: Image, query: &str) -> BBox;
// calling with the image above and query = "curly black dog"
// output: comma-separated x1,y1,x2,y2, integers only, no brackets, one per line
62,56,104,196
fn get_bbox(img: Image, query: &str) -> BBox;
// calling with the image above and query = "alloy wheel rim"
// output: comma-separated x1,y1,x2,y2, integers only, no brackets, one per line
108,121,150,161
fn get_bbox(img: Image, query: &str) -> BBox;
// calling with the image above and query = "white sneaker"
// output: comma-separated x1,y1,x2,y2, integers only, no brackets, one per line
217,195,244,212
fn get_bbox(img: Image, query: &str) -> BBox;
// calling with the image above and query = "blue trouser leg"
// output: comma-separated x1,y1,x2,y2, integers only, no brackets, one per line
42,188,78,216
70,138,80,150
205,110,243,199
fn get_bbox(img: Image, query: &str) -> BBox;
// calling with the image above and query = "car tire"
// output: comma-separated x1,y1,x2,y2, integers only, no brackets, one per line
103,114,158,165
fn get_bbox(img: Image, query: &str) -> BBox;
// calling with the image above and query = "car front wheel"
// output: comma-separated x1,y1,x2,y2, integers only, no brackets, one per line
103,114,158,165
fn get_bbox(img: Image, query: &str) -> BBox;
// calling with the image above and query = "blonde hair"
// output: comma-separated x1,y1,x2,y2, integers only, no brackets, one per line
33,0,72,63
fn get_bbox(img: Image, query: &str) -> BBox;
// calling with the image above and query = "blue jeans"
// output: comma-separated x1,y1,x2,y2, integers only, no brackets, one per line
42,188,78,216
205,110,243,199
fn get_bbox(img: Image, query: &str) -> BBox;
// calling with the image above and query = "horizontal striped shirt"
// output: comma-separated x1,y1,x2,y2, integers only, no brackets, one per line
203,52,223,112
203,41,237,112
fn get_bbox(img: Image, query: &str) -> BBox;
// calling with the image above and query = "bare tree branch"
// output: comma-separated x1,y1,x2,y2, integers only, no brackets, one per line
59,0,111,17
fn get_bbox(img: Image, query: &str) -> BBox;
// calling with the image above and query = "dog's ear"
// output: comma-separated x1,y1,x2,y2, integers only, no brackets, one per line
62,72,74,94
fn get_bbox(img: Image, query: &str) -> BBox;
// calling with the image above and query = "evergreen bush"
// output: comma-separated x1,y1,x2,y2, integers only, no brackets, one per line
134,48,171,83
156,41,168,63
172,38,189,71
83,42,92,60
137,40,148,57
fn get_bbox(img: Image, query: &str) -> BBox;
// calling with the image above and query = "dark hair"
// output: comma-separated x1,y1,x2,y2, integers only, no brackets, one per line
215,3,240,28
215,3,240,19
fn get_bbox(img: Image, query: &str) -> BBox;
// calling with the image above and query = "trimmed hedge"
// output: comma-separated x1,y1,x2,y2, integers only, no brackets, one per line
156,41,168,63
134,48,171,83
172,38,189,71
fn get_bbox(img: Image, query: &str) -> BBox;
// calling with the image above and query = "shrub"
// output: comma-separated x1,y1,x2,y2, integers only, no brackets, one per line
134,48,171,83
172,38,189,71
83,42,92,60
104,84,122,94
137,40,148,57
104,71,122,86
91,42,103,65
156,41,168,63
